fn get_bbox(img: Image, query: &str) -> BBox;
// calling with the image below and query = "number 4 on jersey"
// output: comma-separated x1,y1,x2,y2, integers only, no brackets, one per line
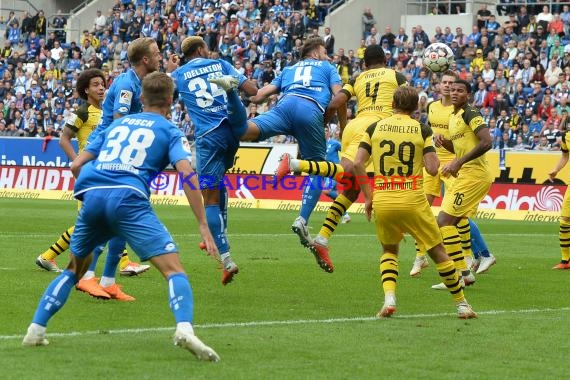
294,66,313,86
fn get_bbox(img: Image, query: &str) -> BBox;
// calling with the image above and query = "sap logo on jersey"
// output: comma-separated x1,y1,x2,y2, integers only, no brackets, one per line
119,90,133,105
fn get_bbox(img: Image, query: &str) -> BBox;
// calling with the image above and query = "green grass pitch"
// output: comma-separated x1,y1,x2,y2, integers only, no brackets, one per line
0,198,567,379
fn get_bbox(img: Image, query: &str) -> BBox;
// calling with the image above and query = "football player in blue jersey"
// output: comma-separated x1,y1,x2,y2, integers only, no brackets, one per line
171,36,258,285
77,37,179,299
23,72,221,362
239,37,343,272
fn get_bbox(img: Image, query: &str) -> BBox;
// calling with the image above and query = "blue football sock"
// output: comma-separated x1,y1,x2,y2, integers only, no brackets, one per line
103,237,126,278
167,272,194,323
227,89,247,139
469,219,490,258
87,244,104,272
206,204,229,254
32,270,78,326
299,175,323,223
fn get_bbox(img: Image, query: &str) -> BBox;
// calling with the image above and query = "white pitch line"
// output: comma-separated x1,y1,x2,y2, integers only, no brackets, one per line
0,232,556,238
2,306,570,341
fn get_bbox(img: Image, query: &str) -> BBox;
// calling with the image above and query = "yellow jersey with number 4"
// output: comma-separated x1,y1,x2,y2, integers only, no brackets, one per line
342,67,407,119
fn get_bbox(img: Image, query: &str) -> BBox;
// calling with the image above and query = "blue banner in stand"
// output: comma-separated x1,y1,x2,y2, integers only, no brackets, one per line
0,137,77,167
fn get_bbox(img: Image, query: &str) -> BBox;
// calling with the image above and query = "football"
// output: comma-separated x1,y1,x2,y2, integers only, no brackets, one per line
422,42,454,73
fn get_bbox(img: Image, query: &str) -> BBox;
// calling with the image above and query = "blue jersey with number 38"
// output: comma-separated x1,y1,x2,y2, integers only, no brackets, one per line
75,112,192,200
271,59,341,112
172,58,247,136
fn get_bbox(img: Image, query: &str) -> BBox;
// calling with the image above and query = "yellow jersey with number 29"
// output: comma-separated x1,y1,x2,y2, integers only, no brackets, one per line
359,113,435,207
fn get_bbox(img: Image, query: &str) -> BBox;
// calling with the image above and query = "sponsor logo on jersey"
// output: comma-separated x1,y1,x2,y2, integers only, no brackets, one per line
119,90,133,105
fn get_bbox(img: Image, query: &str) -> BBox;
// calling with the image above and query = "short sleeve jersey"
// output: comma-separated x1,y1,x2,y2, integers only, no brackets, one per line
88,69,143,143
271,59,342,112
449,104,491,176
172,58,247,136
343,67,407,119
65,102,102,152
76,112,191,199
360,113,434,198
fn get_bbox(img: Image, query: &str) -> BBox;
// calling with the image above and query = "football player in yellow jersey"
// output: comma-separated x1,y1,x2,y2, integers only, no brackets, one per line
35,69,107,273
35,69,144,300
353,86,476,319
411,72,496,280
434,79,493,288
275,45,407,272
548,132,570,269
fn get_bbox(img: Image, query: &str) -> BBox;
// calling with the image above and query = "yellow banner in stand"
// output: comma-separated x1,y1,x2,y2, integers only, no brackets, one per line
488,150,562,184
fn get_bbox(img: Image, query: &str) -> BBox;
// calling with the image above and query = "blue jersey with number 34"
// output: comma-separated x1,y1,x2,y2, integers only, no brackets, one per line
75,112,192,199
271,59,341,112
172,58,247,136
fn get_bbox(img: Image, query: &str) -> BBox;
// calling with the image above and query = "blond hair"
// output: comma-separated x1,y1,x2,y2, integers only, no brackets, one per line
127,37,156,65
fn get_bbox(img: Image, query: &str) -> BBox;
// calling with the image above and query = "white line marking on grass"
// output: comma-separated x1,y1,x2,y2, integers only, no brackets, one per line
0,232,556,238
2,306,570,341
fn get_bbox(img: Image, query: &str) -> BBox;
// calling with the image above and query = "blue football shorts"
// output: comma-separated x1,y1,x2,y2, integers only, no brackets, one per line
70,188,178,261
251,95,326,161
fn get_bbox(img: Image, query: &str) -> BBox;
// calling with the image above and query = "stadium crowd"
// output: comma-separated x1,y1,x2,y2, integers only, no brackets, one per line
0,1,569,151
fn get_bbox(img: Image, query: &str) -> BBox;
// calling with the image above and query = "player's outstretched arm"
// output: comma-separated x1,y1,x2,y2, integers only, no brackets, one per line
249,84,279,104
174,159,218,258
70,150,95,178
59,127,78,161
549,151,569,181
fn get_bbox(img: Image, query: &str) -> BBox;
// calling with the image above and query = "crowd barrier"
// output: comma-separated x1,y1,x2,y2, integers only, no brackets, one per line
0,137,566,222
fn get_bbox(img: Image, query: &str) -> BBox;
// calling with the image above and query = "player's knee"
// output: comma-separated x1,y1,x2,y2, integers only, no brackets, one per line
240,122,260,141
202,188,221,205
437,211,457,227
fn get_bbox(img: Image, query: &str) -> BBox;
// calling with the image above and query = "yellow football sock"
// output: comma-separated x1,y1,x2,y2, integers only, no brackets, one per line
457,217,473,260
415,241,426,258
560,220,570,261
119,249,130,270
435,260,465,303
440,225,467,271
41,226,74,260
318,194,353,239
379,252,398,294
297,160,344,178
